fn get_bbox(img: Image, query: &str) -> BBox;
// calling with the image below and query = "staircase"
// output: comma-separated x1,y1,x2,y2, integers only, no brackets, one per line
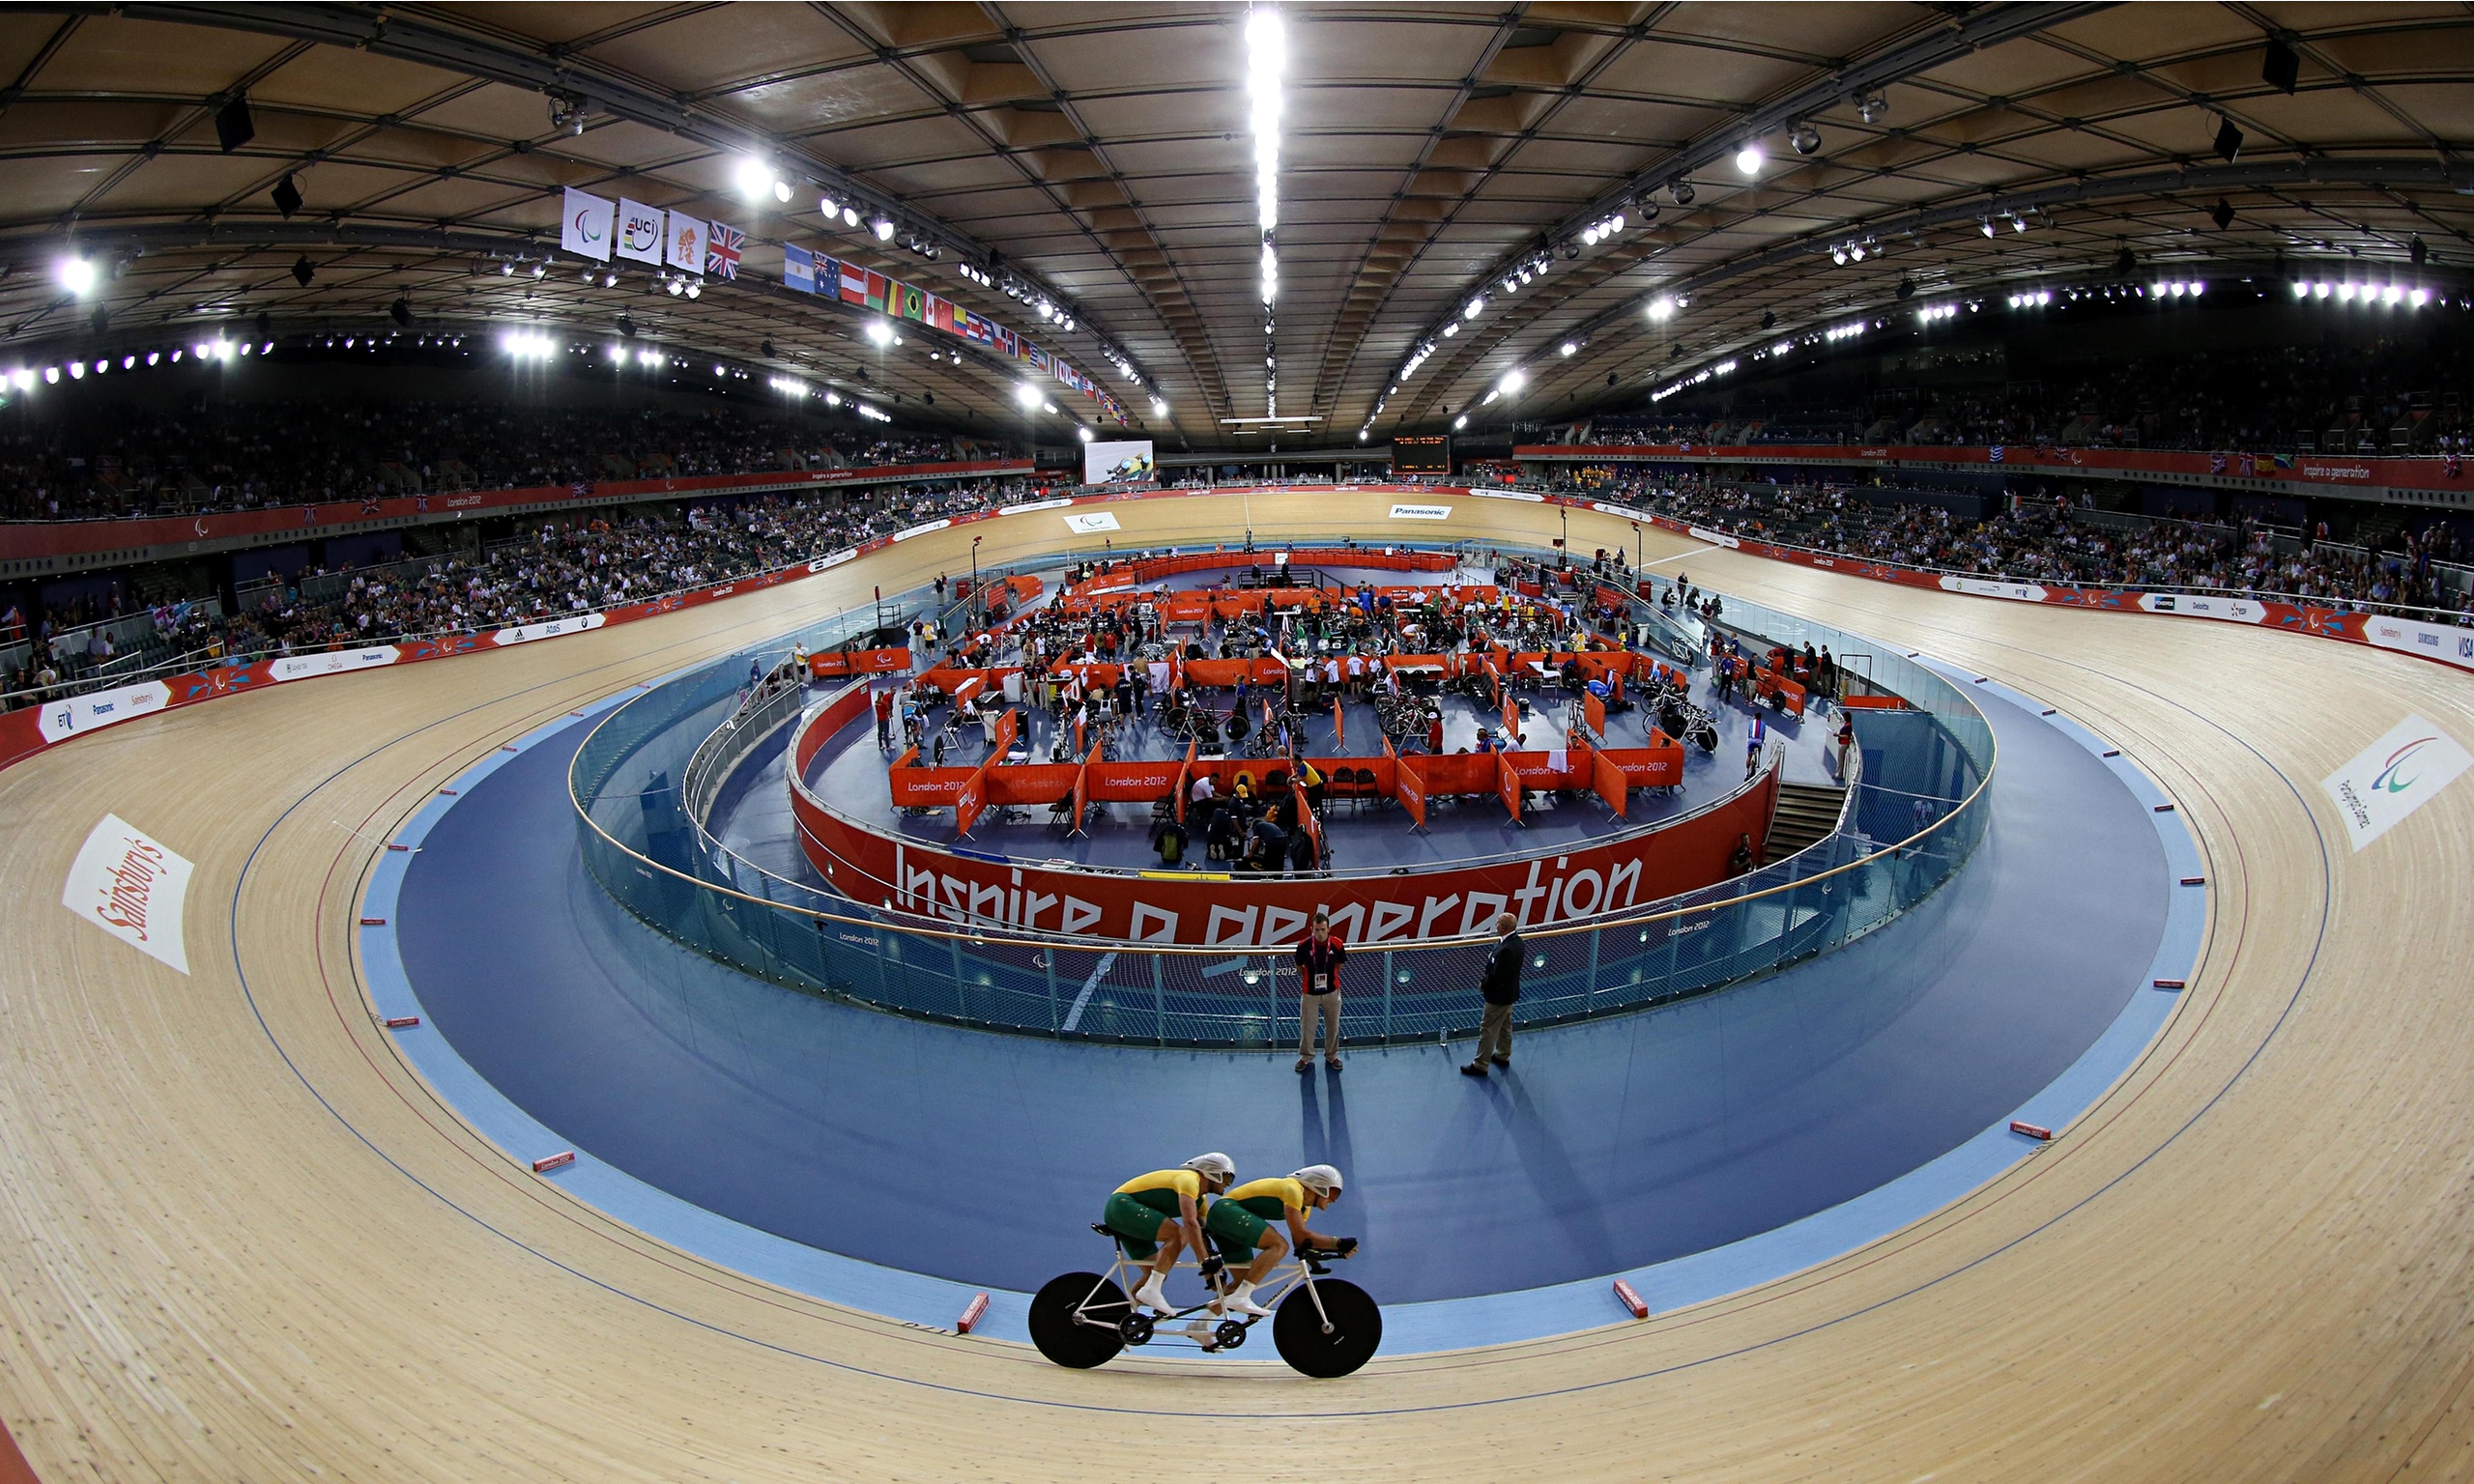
1763,782,1847,865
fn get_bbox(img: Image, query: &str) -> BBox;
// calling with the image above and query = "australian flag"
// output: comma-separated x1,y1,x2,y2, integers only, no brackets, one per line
705,221,743,280
1988,444,2005,463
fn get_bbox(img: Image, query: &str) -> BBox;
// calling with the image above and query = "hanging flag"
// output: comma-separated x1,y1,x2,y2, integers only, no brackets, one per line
705,220,744,279
863,270,890,311
1026,344,1050,374
561,186,614,263
898,282,927,321
838,258,868,304
962,311,995,345
1987,443,2005,463
783,243,817,294
666,212,707,274
995,325,1018,357
928,294,959,334
615,198,664,265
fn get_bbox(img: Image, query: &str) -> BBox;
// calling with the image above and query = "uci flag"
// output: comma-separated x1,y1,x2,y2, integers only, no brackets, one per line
615,198,664,265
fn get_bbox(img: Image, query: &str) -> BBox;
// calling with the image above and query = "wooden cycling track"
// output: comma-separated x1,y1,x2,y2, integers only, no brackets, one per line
1,489,2469,1483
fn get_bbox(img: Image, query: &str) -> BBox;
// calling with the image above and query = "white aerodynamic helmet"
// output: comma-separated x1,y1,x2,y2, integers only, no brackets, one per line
1184,1152,1236,1182
1291,1164,1344,1196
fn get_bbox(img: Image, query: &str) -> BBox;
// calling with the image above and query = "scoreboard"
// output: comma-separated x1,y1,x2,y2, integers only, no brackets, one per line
1392,434,1452,473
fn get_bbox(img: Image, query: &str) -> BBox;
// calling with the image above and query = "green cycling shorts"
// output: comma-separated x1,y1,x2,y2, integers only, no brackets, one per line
1102,1191,1175,1260
1204,1197,1277,1264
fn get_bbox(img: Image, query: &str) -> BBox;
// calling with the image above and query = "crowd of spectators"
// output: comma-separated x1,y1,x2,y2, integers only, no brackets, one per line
0,399,986,521
1551,333,2474,455
2,475,1040,706
1571,471,2473,620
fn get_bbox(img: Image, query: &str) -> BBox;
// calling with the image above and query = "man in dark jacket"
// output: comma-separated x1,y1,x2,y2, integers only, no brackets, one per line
1461,913,1523,1076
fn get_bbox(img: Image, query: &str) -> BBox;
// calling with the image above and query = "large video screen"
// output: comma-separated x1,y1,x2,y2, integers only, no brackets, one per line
1393,434,1452,473
1084,440,1156,486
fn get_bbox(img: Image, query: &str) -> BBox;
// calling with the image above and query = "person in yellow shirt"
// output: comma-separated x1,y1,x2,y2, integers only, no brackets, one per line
1203,1164,1355,1317
1105,1153,1236,1313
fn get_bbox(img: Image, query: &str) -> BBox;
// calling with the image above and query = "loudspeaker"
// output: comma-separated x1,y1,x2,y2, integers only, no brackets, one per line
2261,39,2300,95
2210,199,2235,231
389,297,413,327
215,95,255,154
291,256,314,288
271,173,302,218
2213,117,2244,163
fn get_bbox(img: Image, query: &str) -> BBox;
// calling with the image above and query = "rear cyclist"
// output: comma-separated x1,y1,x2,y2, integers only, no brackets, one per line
1205,1164,1356,1317
1104,1154,1236,1313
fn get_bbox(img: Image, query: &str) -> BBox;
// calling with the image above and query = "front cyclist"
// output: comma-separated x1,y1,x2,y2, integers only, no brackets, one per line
1205,1163,1357,1317
1105,1153,1236,1313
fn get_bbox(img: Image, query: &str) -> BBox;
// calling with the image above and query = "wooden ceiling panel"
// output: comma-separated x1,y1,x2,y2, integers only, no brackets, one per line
576,9,868,94
246,49,468,120
30,15,293,95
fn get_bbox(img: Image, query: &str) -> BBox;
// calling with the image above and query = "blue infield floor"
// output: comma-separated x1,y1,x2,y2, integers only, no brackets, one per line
367,661,2194,1350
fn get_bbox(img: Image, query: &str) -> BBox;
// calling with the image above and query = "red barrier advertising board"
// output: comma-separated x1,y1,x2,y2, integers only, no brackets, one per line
791,768,1778,946
1593,749,1628,819
1394,743,1426,829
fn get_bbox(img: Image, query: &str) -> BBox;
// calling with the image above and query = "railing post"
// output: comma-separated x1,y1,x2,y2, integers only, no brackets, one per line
1585,925,1600,1013
1381,949,1395,1040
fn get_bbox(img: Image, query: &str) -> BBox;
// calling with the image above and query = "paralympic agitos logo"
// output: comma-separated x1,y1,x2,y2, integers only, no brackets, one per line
2373,736,2440,794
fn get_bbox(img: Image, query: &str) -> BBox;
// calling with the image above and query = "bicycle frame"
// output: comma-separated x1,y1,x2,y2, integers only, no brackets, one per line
1070,1239,1334,1345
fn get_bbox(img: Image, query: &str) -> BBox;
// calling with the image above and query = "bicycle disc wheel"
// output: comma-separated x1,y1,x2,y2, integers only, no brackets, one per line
1028,1271,1129,1369
1272,1277,1382,1378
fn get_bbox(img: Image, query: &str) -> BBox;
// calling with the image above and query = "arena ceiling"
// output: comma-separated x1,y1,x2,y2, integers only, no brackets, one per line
0,2,2469,451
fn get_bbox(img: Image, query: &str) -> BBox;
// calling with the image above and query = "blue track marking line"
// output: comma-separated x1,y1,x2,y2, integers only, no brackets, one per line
218,574,2340,1418
368,655,2197,1356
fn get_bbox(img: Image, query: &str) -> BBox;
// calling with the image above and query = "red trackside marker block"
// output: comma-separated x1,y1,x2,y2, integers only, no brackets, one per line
2010,1121,2053,1141
386,842,411,852
532,1151,576,1173
1612,1278,1648,1319
2101,749,2120,757
501,744,519,753
2180,876,2205,886
958,1293,991,1333
383,1015,419,1029
2153,803,2175,813
359,917,386,926
2153,979,2186,989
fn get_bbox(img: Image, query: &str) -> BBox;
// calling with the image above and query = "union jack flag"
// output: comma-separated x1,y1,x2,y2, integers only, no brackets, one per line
2209,453,2228,474
705,221,743,280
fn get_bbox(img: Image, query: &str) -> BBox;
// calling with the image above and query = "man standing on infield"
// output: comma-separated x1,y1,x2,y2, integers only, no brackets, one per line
1294,908,1346,1072
1461,912,1523,1077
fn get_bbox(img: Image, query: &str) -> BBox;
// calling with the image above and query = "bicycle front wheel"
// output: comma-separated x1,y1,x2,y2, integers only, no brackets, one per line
1272,1276,1381,1378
